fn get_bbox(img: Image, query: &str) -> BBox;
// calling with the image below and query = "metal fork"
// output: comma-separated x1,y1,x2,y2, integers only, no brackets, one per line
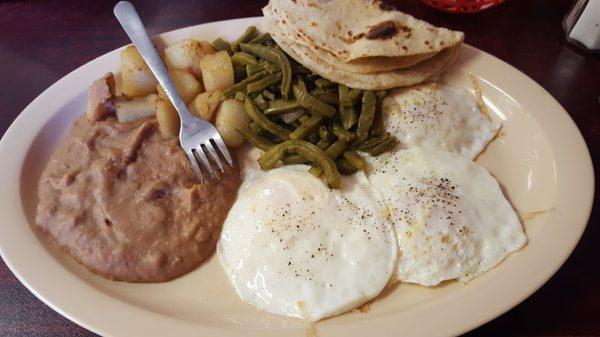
113,1,233,183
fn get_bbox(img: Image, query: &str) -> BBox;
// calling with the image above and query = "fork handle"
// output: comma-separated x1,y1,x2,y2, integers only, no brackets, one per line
113,1,193,121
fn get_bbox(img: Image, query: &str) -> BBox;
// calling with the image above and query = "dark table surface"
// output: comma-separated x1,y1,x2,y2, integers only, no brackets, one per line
1,0,599,336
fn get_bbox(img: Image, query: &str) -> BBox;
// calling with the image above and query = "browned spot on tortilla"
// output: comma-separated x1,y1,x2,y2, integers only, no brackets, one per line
291,0,296,3
307,1,320,8
366,20,398,40
402,46,408,51
425,40,430,45
310,21,318,27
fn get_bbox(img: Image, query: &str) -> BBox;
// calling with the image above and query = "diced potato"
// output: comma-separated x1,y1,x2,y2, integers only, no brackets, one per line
188,91,222,121
157,69,203,104
200,51,235,92
163,39,215,79
114,94,158,123
215,99,251,147
86,72,115,121
155,97,180,138
121,46,158,96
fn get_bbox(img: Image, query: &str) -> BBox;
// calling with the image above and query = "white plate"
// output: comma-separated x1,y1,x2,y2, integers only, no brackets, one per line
0,17,594,337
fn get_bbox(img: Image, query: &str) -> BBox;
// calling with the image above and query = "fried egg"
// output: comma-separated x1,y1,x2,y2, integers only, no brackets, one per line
382,83,501,159
367,148,527,286
218,166,397,321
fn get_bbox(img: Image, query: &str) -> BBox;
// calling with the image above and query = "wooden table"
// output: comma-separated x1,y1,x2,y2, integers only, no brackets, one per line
0,0,598,336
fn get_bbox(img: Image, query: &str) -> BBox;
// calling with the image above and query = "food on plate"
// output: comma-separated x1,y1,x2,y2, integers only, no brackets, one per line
36,116,240,282
114,93,159,123
214,28,397,188
263,0,464,89
37,0,529,322
381,82,501,159
157,69,203,104
86,72,116,121
200,50,235,92
188,90,222,121
155,96,180,138
37,35,243,281
218,166,397,321
366,148,527,286
163,39,215,79
215,98,252,146
121,45,158,96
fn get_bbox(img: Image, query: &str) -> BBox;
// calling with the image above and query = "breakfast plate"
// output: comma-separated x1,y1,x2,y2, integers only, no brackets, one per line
0,16,593,337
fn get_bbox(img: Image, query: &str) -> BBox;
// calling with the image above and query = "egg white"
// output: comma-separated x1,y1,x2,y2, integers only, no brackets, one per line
382,82,501,159
218,166,397,321
367,148,527,286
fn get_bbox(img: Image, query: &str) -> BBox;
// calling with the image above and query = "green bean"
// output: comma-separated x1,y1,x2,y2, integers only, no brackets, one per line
315,78,334,88
325,139,349,160
354,91,376,146
282,154,308,165
240,43,292,99
368,136,398,156
236,128,275,151
246,63,262,76
332,123,355,142
257,140,341,188
249,32,273,45
307,131,320,143
264,99,301,115
371,110,385,136
339,105,357,129
357,133,390,151
233,65,247,83
299,114,310,124
249,121,264,135
308,165,323,178
311,89,339,105
318,125,330,142
260,61,278,74
244,97,290,140
231,52,258,66
339,85,362,107
212,38,232,55
316,139,331,150
292,84,336,118
253,94,268,110
223,71,267,97
247,72,282,94
290,115,324,140
234,91,246,101
336,158,358,175
231,26,258,52
262,90,275,101
342,151,366,170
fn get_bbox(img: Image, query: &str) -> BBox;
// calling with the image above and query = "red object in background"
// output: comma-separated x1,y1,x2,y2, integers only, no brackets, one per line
420,0,505,13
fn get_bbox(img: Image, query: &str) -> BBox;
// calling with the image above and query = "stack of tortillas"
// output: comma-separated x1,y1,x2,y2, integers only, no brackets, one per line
263,0,464,90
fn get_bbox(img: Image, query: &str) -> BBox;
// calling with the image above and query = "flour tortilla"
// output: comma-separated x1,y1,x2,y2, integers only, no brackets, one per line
268,18,463,90
263,3,438,73
265,0,464,62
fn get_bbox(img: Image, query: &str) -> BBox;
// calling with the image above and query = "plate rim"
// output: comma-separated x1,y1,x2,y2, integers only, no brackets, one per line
0,16,594,337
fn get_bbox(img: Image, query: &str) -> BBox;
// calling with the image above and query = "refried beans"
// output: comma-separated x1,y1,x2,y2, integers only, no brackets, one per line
36,115,240,282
